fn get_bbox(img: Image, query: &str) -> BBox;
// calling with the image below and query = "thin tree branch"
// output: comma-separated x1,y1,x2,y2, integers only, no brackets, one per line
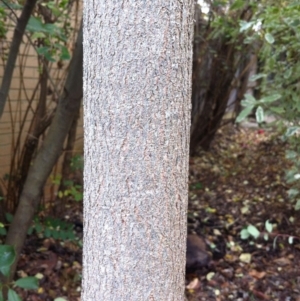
0,0,38,118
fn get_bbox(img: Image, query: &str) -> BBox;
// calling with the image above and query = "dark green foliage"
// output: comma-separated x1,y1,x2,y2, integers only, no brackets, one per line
28,216,77,241
0,245,38,300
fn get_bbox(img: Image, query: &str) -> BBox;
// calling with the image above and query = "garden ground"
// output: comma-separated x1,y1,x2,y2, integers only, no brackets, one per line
15,123,300,301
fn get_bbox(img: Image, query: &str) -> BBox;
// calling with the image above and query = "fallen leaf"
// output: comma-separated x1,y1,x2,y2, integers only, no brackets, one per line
186,278,200,290
249,269,266,279
225,254,238,262
241,206,250,214
206,272,215,281
273,257,292,266
213,229,222,236
239,253,251,263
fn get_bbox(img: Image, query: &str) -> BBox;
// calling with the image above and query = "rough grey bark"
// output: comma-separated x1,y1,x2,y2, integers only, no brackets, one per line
83,1,194,301
0,0,38,118
4,23,83,280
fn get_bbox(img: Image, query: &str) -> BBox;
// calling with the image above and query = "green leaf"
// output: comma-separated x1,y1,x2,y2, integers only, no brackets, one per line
285,126,300,137
283,68,292,79
0,226,6,235
247,225,260,239
259,94,281,103
269,106,285,114
295,200,300,211
46,2,61,17
243,93,257,104
265,33,275,44
0,265,10,277
59,231,67,240
15,277,39,289
230,0,244,10
5,213,13,223
288,236,294,244
288,189,299,198
26,16,44,33
286,170,298,184
0,245,16,275
44,227,51,238
249,73,267,81
60,46,70,61
0,3,22,9
36,46,50,56
240,229,250,240
286,150,297,159
52,230,59,239
265,220,273,233
263,233,269,241
67,231,76,240
255,106,264,123
7,289,22,301
35,223,43,233
74,192,83,202
236,105,254,123
31,32,46,40
36,46,56,62
239,20,254,32
43,23,60,35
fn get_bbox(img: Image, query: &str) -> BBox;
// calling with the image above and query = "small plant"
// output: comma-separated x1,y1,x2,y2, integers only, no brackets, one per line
52,155,83,202
236,93,281,124
0,245,38,301
70,155,83,172
26,0,72,63
235,1,300,212
284,141,300,210
57,179,83,202
240,220,299,249
3,214,78,242
189,182,203,190
28,216,77,241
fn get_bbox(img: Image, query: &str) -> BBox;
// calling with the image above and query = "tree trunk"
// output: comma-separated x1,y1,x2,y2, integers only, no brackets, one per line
4,23,83,280
82,1,194,301
16,59,52,206
190,40,236,154
55,109,81,214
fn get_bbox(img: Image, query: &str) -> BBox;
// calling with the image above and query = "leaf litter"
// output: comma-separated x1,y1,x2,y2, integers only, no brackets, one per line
187,124,300,301
11,124,300,301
